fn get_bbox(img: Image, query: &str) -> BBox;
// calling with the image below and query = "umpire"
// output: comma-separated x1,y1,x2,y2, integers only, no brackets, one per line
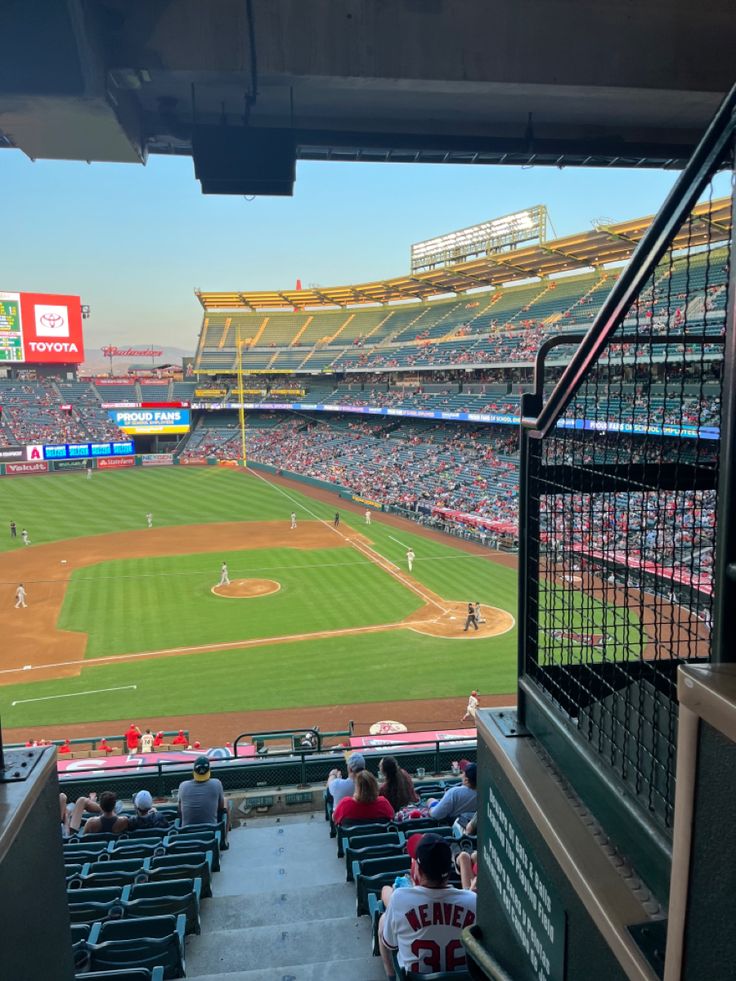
463,602,479,632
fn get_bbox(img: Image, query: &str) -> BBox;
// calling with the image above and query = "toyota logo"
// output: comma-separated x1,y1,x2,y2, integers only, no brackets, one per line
40,312,66,331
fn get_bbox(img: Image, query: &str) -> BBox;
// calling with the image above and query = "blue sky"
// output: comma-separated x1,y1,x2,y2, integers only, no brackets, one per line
0,149,716,349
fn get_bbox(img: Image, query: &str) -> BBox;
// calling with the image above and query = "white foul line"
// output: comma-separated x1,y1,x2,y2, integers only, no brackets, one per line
247,467,447,612
11,684,137,707
388,534,410,550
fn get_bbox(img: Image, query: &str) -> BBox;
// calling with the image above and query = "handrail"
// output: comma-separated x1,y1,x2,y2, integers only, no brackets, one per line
531,81,736,439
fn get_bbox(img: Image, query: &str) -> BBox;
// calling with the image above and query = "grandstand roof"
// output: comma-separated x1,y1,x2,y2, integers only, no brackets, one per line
197,197,732,311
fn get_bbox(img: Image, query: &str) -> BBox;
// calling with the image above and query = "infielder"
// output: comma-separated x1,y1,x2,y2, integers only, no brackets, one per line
290,512,297,530
146,513,153,528
86,466,92,480
21,529,30,546
474,601,485,624
365,509,372,526
334,511,340,528
461,690,479,722
15,583,27,608
219,562,230,586
406,548,415,572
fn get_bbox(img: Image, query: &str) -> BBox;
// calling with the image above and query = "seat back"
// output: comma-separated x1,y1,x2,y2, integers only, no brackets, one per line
123,879,202,935
345,839,407,882
336,819,391,857
353,855,411,915
148,852,212,898
74,969,165,981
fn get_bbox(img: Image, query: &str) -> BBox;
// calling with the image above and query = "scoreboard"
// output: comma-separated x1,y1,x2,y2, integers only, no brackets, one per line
0,293,24,362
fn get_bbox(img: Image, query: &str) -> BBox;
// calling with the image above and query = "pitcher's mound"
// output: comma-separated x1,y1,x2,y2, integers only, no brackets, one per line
408,601,514,639
211,578,281,599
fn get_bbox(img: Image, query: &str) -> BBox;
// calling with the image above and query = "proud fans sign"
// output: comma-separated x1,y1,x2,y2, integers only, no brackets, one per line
0,291,85,364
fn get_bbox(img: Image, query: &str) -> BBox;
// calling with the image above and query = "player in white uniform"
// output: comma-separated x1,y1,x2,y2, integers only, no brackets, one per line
380,833,476,977
146,513,153,528
86,465,92,480
219,562,230,586
290,512,297,529
15,583,27,608
406,549,415,572
365,509,372,525
21,529,30,546
461,690,479,723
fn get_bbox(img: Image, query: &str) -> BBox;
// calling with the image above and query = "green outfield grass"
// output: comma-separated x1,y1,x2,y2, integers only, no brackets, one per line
0,466,641,730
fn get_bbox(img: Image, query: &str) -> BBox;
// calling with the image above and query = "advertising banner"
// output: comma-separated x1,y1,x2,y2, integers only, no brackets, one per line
97,456,135,470
195,388,228,398
6,461,49,475
0,446,25,461
141,453,174,466
53,459,88,471
19,292,85,363
180,456,208,465
109,408,190,435
41,441,134,461
25,444,44,461
217,460,239,468
0,292,24,362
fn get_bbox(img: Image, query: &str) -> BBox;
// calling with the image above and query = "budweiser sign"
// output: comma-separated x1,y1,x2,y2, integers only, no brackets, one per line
101,346,164,358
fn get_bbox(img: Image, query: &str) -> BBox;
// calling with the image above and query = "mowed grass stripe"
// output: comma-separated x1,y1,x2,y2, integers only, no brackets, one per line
59,547,424,658
0,627,519,729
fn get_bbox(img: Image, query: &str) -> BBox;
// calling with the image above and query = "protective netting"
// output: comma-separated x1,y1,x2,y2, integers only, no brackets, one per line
526,180,731,831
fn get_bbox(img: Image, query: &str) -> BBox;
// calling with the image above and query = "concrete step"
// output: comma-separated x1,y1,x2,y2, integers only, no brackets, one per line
201,882,355,929
186,955,385,981
186,915,375,976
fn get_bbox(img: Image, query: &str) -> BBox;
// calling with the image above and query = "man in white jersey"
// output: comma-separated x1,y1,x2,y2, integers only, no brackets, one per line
379,832,476,977
219,562,230,586
290,512,297,530
406,549,415,573
15,583,27,608
365,509,372,525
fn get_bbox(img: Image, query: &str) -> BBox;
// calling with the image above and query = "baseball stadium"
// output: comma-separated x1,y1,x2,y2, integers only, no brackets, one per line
1,5,735,981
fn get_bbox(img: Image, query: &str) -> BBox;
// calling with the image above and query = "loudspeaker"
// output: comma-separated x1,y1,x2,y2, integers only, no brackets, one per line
192,125,296,196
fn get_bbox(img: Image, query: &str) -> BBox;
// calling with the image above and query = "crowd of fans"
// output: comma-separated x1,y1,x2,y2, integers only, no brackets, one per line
0,380,127,445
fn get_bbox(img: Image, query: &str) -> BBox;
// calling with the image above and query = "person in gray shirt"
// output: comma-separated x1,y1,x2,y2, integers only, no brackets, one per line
177,756,226,826
326,752,366,809
426,763,478,825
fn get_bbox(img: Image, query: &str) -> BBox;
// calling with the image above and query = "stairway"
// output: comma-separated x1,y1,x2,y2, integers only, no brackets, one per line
186,811,385,981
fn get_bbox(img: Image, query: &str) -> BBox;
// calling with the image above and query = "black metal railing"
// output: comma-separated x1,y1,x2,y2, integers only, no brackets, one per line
516,84,736,894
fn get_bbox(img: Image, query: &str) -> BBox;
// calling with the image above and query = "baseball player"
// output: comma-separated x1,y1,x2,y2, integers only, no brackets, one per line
86,465,92,480
406,548,415,572
290,512,297,530
15,583,27,609
461,690,479,722
474,601,485,624
334,511,340,528
463,602,479,632
10,521,16,538
365,509,372,526
146,513,153,529
219,562,230,586
21,529,30,546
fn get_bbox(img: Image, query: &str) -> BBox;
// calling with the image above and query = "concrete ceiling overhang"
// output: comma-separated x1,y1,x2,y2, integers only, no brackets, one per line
1,0,734,189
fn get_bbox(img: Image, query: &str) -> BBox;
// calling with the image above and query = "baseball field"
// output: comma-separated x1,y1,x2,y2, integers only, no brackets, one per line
0,465,640,742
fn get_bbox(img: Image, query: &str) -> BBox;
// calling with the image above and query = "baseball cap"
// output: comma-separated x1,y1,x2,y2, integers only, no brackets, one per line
347,753,365,772
408,833,452,880
462,762,477,785
133,790,153,811
193,756,211,781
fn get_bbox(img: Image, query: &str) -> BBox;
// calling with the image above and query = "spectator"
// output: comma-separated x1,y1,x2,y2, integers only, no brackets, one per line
82,791,129,835
128,790,171,831
426,763,477,825
333,770,395,825
177,756,227,826
58,738,72,755
378,833,476,977
124,723,141,754
60,791,102,838
326,752,366,809
378,756,419,812
98,737,115,755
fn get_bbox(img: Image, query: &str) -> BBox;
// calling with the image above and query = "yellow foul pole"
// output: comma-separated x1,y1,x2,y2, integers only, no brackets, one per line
237,336,247,467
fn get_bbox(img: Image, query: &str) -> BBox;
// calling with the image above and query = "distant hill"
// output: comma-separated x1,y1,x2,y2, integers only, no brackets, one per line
81,345,193,374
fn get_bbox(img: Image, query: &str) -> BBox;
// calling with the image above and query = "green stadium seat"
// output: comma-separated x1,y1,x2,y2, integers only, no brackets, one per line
344,832,406,882
76,859,151,889
392,950,472,981
148,851,213,899
83,914,185,979
68,886,125,924
121,878,202,935
336,819,391,858
352,854,412,916
107,840,168,861
163,831,220,871
71,923,91,971
172,815,229,849
75,970,164,981
65,838,111,854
